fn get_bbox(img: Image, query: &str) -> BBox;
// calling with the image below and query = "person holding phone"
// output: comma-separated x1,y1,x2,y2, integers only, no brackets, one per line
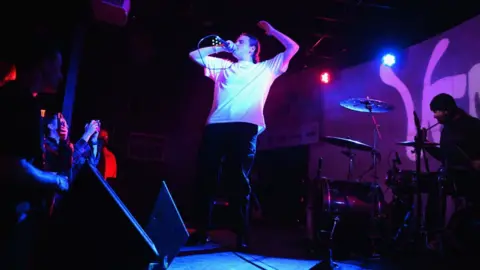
0,33,69,270
43,114,100,210
43,115,101,178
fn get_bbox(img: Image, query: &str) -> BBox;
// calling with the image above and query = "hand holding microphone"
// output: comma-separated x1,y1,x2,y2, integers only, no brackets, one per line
224,40,237,53
215,36,236,53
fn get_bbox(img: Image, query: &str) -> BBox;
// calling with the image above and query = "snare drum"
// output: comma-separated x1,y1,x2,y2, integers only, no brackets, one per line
386,170,441,195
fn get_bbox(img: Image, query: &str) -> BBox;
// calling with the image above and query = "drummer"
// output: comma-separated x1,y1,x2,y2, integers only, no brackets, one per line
429,93,480,202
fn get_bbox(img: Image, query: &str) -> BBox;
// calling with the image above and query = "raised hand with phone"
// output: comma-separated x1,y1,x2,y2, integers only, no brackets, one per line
81,120,101,143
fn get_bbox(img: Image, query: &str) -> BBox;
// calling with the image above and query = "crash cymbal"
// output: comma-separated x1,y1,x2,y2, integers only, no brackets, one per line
396,141,440,147
322,136,374,152
340,97,394,113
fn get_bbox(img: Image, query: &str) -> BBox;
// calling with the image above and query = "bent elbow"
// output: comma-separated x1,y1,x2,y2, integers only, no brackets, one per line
189,51,198,60
291,44,300,54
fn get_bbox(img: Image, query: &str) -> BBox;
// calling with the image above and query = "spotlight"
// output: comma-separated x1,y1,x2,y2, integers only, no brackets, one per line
382,54,396,67
320,72,331,84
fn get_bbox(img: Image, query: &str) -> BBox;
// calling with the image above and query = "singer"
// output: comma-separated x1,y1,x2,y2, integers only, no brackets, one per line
187,21,299,250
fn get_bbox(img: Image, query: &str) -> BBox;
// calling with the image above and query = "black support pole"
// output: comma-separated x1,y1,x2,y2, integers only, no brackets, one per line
62,23,87,126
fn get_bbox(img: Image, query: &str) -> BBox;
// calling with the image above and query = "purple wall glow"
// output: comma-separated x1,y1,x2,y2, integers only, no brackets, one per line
294,15,480,203
249,15,480,207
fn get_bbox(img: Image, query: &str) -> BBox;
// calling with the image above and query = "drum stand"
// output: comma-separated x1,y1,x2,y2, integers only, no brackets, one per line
310,216,340,270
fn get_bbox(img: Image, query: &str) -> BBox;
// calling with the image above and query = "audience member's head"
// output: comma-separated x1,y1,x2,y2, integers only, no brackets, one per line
43,111,68,139
3,33,63,93
99,129,109,144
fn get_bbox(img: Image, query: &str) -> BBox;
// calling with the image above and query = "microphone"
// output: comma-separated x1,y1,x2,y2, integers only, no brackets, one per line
395,151,402,165
214,36,228,47
214,36,235,52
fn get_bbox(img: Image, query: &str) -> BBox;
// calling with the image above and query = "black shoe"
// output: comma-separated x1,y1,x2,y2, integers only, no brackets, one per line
186,231,210,246
235,234,250,252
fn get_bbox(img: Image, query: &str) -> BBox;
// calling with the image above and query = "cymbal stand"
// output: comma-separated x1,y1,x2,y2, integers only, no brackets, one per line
410,123,427,250
366,105,384,257
367,105,382,183
421,128,431,173
341,149,355,180
393,126,431,251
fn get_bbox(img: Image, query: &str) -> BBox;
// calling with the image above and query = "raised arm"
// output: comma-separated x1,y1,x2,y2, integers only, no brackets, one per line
0,156,67,191
189,46,228,66
258,21,300,66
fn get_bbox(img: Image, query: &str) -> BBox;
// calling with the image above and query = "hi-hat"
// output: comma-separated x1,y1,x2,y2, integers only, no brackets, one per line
322,136,374,152
340,97,394,113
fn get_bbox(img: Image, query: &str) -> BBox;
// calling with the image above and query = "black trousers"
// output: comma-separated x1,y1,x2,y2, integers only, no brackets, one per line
193,122,258,237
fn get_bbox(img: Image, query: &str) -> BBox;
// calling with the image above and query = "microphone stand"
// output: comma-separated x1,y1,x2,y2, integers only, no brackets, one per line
310,217,340,270
310,158,339,270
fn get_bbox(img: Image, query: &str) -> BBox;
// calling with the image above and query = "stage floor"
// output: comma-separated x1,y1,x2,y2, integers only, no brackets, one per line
172,228,367,270
169,226,459,270
172,251,365,270
168,226,470,270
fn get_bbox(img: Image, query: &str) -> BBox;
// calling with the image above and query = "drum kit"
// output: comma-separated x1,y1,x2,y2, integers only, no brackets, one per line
309,96,458,269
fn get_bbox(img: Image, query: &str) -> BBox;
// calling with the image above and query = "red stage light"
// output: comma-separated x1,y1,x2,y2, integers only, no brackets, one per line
320,72,330,84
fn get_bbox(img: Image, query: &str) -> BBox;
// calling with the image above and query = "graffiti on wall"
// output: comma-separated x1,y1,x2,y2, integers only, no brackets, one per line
379,38,480,160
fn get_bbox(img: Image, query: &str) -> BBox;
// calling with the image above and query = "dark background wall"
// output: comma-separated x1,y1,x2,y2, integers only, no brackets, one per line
6,2,480,224
69,14,480,222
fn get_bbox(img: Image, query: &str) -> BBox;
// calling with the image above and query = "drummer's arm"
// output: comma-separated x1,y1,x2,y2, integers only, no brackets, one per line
471,119,480,170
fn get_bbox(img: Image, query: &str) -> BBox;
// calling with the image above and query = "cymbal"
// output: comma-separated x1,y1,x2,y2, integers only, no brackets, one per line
396,141,440,147
322,136,374,152
340,97,394,113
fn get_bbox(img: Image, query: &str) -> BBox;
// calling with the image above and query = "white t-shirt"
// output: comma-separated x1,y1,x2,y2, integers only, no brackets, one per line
203,53,287,134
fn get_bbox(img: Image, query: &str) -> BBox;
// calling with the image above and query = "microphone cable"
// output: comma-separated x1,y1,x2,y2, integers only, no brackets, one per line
196,34,233,71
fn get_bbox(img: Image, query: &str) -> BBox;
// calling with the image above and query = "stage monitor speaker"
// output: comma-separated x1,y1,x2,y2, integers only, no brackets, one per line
144,181,190,269
53,164,188,270
91,0,130,26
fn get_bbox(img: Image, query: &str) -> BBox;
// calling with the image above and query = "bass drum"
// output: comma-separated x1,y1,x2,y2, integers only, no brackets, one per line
315,178,386,256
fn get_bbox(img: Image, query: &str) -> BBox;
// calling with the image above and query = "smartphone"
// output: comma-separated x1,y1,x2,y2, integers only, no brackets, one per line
57,113,62,129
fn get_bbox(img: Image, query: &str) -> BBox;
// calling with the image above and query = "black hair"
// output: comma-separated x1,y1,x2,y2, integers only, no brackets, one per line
1,33,60,72
42,110,62,136
430,93,458,113
241,33,261,63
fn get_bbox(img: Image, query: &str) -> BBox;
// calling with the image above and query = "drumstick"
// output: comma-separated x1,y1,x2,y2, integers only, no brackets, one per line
455,145,472,163
426,122,440,131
